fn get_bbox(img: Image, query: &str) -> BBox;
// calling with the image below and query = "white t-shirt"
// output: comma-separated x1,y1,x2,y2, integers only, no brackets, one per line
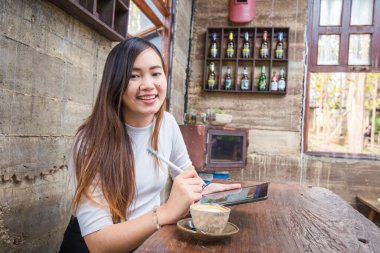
69,112,191,236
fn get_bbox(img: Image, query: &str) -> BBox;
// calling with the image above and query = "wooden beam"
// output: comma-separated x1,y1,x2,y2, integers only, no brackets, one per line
133,0,164,28
151,0,169,16
133,26,162,38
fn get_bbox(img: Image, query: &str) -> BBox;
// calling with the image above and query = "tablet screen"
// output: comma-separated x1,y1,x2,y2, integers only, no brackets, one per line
200,182,269,206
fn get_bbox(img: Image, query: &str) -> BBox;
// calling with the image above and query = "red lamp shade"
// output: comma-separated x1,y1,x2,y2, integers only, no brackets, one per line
229,0,256,24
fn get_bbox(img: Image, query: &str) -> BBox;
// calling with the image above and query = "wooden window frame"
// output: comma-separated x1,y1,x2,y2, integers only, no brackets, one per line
308,0,380,72
130,0,173,109
130,0,172,77
305,0,380,159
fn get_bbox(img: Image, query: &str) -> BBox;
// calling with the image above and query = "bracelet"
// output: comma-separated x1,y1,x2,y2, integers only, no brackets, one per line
152,206,161,230
202,182,211,190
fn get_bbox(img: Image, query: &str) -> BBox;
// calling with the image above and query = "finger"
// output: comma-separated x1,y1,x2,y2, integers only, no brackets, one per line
184,177,204,185
228,183,242,189
188,184,203,193
188,167,200,178
185,165,195,171
180,168,198,178
191,192,202,201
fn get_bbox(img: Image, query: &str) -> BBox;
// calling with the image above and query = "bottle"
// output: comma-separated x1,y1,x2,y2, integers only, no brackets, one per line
226,31,235,58
210,32,218,58
241,32,250,58
224,66,232,90
278,68,286,92
257,65,267,91
275,32,284,59
207,62,216,89
260,31,269,58
241,67,249,90
270,72,278,92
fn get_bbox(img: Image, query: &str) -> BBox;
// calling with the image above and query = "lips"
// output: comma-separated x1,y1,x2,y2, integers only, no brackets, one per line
137,94,158,100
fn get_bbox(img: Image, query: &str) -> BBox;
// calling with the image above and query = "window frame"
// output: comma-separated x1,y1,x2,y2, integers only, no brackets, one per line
308,0,380,72
305,0,380,160
130,0,172,74
129,0,173,109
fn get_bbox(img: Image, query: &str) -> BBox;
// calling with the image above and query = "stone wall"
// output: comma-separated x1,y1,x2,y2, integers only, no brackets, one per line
189,0,380,211
0,0,113,251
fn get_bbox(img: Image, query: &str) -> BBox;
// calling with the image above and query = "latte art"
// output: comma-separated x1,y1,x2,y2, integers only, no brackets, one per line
192,204,228,212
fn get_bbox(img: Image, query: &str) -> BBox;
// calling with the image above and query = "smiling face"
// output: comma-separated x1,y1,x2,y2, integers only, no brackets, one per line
122,48,167,127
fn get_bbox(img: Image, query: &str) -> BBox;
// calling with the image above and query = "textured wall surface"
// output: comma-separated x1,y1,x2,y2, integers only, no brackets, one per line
0,0,193,251
170,0,193,121
0,0,378,252
189,0,380,210
0,0,113,251
161,0,193,203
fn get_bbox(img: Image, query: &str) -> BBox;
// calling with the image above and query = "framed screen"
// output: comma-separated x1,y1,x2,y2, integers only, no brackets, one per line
210,135,243,162
206,128,248,169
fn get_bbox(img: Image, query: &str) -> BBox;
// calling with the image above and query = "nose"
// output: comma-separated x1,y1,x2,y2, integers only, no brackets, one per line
140,75,155,90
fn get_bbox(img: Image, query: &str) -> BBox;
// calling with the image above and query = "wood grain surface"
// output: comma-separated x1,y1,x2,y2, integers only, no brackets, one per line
135,183,380,253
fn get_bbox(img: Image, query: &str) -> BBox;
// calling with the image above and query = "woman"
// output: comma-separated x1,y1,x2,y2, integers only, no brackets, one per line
59,37,240,253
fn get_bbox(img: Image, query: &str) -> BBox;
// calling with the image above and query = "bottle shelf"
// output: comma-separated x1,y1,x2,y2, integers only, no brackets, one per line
203,27,289,94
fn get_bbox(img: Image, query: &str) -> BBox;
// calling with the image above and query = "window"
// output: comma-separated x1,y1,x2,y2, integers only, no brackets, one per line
128,0,172,71
49,0,172,64
127,0,173,108
306,0,380,158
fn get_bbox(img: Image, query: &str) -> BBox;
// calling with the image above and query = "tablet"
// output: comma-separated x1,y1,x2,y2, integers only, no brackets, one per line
200,182,269,206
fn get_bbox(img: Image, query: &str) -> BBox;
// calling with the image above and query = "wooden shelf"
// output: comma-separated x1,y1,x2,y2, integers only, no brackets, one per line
204,27,289,94
49,0,130,41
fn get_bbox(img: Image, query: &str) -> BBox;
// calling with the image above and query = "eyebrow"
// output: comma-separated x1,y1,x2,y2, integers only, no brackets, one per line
132,66,163,71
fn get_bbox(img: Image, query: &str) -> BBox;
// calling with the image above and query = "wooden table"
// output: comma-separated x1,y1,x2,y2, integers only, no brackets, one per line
135,183,380,253
357,193,380,221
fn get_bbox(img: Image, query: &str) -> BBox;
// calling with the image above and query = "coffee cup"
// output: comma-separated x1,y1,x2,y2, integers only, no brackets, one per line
190,203,231,234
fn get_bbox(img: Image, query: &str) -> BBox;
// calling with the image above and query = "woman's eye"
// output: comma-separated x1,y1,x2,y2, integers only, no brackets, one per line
130,74,140,79
153,72,162,77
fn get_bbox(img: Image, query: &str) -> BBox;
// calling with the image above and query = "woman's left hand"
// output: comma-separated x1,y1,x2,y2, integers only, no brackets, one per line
202,182,241,195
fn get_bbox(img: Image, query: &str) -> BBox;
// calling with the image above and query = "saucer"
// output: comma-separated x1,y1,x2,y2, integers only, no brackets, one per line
177,218,239,241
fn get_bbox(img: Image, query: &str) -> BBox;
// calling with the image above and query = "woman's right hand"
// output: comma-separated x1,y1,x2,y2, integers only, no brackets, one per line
157,168,203,225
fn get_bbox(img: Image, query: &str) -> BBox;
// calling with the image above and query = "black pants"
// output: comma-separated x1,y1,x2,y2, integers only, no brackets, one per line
59,216,137,253
59,216,90,253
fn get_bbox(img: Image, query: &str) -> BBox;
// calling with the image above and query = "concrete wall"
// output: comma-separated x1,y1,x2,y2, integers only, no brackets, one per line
169,0,193,121
0,0,378,252
188,0,380,210
0,0,192,251
0,0,113,252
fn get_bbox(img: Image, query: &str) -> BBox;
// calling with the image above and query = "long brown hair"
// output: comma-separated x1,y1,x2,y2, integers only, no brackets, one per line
72,38,166,223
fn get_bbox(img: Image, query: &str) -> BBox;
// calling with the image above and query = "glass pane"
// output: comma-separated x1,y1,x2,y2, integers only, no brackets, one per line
320,0,342,26
317,35,340,65
146,0,164,20
351,0,373,25
144,31,162,50
308,72,380,156
210,135,243,162
128,1,155,35
348,34,371,65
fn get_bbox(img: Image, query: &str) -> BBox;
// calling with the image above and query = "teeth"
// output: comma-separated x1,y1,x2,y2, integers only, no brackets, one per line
139,95,156,100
